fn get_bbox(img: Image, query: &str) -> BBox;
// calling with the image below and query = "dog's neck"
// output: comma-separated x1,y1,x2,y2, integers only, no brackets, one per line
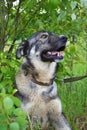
22,58,58,86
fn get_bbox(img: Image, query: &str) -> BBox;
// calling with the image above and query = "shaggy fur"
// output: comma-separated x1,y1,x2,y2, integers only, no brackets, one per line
15,31,71,130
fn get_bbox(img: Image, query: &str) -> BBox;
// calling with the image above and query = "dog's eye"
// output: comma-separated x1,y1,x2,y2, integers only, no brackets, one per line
41,34,48,39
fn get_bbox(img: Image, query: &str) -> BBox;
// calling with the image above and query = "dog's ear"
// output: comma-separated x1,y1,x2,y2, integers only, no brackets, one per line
16,40,29,59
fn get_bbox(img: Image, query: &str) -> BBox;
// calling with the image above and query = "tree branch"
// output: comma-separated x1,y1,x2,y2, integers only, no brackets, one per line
64,75,87,83
14,0,22,33
0,0,6,51
8,38,16,54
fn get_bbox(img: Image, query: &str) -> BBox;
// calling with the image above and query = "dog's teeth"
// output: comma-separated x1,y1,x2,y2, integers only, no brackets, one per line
47,51,51,55
57,52,64,57
47,51,64,57
61,52,64,56
59,52,64,56
57,52,60,56
52,52,57,55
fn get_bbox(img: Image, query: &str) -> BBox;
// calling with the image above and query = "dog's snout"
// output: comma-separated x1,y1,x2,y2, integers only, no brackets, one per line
60,35,67,42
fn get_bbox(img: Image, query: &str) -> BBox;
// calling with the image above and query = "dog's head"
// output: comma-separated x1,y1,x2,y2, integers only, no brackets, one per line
16,30,67,63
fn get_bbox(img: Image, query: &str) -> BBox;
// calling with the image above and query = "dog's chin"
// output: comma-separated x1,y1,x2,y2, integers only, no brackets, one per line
41,46,66,62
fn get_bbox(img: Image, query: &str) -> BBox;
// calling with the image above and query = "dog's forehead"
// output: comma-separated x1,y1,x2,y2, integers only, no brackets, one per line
28,31,56,45
29,31,48,40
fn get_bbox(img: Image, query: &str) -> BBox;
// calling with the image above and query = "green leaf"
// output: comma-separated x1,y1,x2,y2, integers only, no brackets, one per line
58,11,66,21
1,66,7,74
46,0,59,10
80,0,87,7
3,97,14,110
69,45,76,54
14,108,23,116
16,116,28,128
49,0,59,7
14,108,26,117
12,96,20,107
0,125,7,130
1,87,6,94
70,1,77,10
71,13,76,20
9,122,20,130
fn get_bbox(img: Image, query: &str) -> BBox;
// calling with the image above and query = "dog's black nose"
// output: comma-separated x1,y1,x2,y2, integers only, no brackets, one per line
60,36,67,42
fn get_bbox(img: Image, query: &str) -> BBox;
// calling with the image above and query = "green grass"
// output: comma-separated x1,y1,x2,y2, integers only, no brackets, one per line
57,78,87,130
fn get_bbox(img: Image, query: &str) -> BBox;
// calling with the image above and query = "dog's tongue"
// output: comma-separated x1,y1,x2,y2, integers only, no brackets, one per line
47,51,64,57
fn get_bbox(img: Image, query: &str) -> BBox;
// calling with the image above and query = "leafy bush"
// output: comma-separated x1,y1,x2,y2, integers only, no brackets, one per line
0,52,28,130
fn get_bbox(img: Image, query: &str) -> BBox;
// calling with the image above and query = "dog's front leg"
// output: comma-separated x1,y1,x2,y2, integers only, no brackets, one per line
47,98,71,130
51,113,71,130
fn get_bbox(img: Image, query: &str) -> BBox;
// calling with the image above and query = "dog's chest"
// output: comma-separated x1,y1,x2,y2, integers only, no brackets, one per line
21,87,49,125
16,72,58,124
21,86,50,113
20,83,57,121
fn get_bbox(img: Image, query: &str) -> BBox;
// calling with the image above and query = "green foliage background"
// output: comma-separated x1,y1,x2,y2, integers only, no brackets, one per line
0,0,87,130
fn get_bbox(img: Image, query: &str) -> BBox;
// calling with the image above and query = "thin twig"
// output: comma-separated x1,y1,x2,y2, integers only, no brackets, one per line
63,75,87,83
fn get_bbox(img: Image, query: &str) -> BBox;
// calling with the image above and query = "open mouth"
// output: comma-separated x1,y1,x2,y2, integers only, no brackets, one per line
41,46,66,62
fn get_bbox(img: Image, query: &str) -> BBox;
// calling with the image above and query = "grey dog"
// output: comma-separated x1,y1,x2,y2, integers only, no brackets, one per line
15,31,71,130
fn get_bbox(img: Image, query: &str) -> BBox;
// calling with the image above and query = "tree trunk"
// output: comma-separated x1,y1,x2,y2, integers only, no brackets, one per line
0,0,6,52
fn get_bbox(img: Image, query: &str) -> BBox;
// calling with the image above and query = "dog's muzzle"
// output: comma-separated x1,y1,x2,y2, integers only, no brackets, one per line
41,35,67,62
